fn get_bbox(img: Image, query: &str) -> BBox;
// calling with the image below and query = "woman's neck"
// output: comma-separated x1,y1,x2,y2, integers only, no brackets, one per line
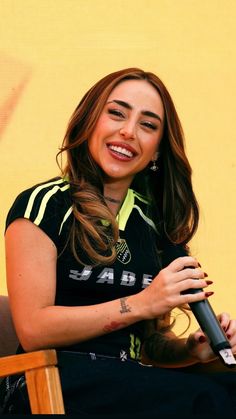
103,180,131,215
104,195,122,204
103,188,127,204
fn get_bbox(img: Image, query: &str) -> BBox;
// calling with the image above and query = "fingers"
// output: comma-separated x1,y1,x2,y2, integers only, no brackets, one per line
186,331,215,363
217,314,236,354
168,256,200,272
225,319,236,337
218,312,231,331
162,256,213,302
218,313,236,341
192,330,207,345
180,289,212,305
165,257,205,283
167,256,211,290
179,277,212,294
176,267,206,281
190,312,236,355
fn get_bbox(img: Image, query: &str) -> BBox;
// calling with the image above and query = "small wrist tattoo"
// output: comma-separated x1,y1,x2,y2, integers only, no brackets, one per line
120,297,131,314
103,321,126,333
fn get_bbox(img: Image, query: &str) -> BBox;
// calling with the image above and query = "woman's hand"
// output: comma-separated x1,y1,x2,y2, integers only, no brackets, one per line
138,256,212,319
186,312,236,363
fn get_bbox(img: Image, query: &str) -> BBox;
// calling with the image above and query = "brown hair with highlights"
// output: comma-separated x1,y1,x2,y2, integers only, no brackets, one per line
57,68,199,266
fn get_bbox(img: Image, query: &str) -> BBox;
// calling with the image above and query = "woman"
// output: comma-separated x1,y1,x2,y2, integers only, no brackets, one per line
1,68,236,416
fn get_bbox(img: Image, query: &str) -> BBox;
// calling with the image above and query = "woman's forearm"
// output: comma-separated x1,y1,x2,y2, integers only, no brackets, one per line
142,333,199,368
16,295,143,352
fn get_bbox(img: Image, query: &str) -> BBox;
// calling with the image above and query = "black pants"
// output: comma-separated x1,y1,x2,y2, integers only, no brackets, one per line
57,351,236,418
1,351,236,417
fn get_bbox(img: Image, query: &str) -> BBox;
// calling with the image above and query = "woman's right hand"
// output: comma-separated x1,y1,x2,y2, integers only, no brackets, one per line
137,256,213,319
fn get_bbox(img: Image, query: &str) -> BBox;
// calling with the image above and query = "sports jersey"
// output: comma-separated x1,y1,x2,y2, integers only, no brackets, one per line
5,177,185,361
6,179,233,419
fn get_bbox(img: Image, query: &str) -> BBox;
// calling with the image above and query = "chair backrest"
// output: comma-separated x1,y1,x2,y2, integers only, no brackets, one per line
0,295,19,357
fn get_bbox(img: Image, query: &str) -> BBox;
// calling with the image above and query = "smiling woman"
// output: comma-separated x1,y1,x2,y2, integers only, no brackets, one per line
1,68,236,417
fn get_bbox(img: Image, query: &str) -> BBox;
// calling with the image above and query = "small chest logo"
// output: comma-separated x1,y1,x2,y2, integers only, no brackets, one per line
115,238,131,264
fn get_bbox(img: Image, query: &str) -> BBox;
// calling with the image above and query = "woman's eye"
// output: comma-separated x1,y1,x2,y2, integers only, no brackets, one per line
141,121,157,130
108,109,124,118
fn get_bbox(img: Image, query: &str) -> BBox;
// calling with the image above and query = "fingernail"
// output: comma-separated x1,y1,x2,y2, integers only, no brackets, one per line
204,272,208,278
199,335,206,343
205,291,214,297
206,280,213,285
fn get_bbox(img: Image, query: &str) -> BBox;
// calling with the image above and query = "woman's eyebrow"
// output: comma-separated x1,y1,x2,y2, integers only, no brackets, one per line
107,99,162,122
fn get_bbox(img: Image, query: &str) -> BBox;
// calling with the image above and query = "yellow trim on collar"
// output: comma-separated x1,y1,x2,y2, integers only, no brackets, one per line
116,189,134,231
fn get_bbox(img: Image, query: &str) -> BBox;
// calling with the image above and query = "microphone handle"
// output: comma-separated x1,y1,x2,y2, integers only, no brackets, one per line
187,288,236,367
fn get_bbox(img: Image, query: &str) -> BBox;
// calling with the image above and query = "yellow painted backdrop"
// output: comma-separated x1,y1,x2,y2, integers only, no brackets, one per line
0,0,236,333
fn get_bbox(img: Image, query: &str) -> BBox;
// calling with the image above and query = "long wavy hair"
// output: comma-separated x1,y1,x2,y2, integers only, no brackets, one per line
57,67,199,267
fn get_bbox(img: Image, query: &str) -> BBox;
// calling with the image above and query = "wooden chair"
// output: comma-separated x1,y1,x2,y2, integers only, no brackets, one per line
0,295,65,414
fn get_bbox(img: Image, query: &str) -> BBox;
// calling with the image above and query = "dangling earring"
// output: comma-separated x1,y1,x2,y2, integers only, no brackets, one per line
150,159,158,171
150,152,159,172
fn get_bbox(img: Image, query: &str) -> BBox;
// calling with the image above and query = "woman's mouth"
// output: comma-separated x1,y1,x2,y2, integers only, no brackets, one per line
107,144,136,160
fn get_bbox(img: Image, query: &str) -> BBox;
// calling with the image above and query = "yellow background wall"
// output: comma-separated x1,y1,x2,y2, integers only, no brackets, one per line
0,0,236,333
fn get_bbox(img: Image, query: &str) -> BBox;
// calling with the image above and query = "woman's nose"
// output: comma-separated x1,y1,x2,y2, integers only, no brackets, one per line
119,121,136,140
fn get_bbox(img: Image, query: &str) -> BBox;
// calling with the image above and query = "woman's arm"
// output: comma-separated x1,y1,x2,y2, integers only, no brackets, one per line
5,218,213,353
142,314,236,368
5,219,143,352
142,329,199,368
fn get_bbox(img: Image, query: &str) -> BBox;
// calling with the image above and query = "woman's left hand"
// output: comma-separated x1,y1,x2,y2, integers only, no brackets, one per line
186,312,236,363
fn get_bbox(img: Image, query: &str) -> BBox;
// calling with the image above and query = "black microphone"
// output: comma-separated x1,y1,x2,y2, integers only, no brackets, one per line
186,286,236,367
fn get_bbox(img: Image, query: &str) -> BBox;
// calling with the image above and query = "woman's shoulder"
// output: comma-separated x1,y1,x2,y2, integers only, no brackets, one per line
8,176,71,214
16,176,70,200
5,177,72,241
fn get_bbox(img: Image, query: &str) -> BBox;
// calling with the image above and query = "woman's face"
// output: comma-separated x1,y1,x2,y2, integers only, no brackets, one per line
88,79,164,185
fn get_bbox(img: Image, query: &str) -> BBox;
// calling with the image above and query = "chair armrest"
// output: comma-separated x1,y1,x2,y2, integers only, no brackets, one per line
0,349,58,377
0,349,65,414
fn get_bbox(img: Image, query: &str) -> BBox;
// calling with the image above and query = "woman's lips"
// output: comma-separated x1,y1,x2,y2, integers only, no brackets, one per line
107,143,137,161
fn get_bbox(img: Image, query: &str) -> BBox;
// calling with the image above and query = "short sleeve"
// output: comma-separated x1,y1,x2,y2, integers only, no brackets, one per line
5,177,72,247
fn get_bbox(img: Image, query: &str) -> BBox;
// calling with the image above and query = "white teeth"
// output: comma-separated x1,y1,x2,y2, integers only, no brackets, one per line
109,145,133,158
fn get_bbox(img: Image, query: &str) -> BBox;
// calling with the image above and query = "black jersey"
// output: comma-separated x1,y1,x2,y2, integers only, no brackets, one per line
5,177,185,360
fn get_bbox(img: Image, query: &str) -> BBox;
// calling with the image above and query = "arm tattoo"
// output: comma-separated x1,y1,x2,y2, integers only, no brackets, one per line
103,321,126,332
120,297,131,314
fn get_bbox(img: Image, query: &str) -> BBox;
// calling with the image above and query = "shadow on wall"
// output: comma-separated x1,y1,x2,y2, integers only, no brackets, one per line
0,52,32,139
